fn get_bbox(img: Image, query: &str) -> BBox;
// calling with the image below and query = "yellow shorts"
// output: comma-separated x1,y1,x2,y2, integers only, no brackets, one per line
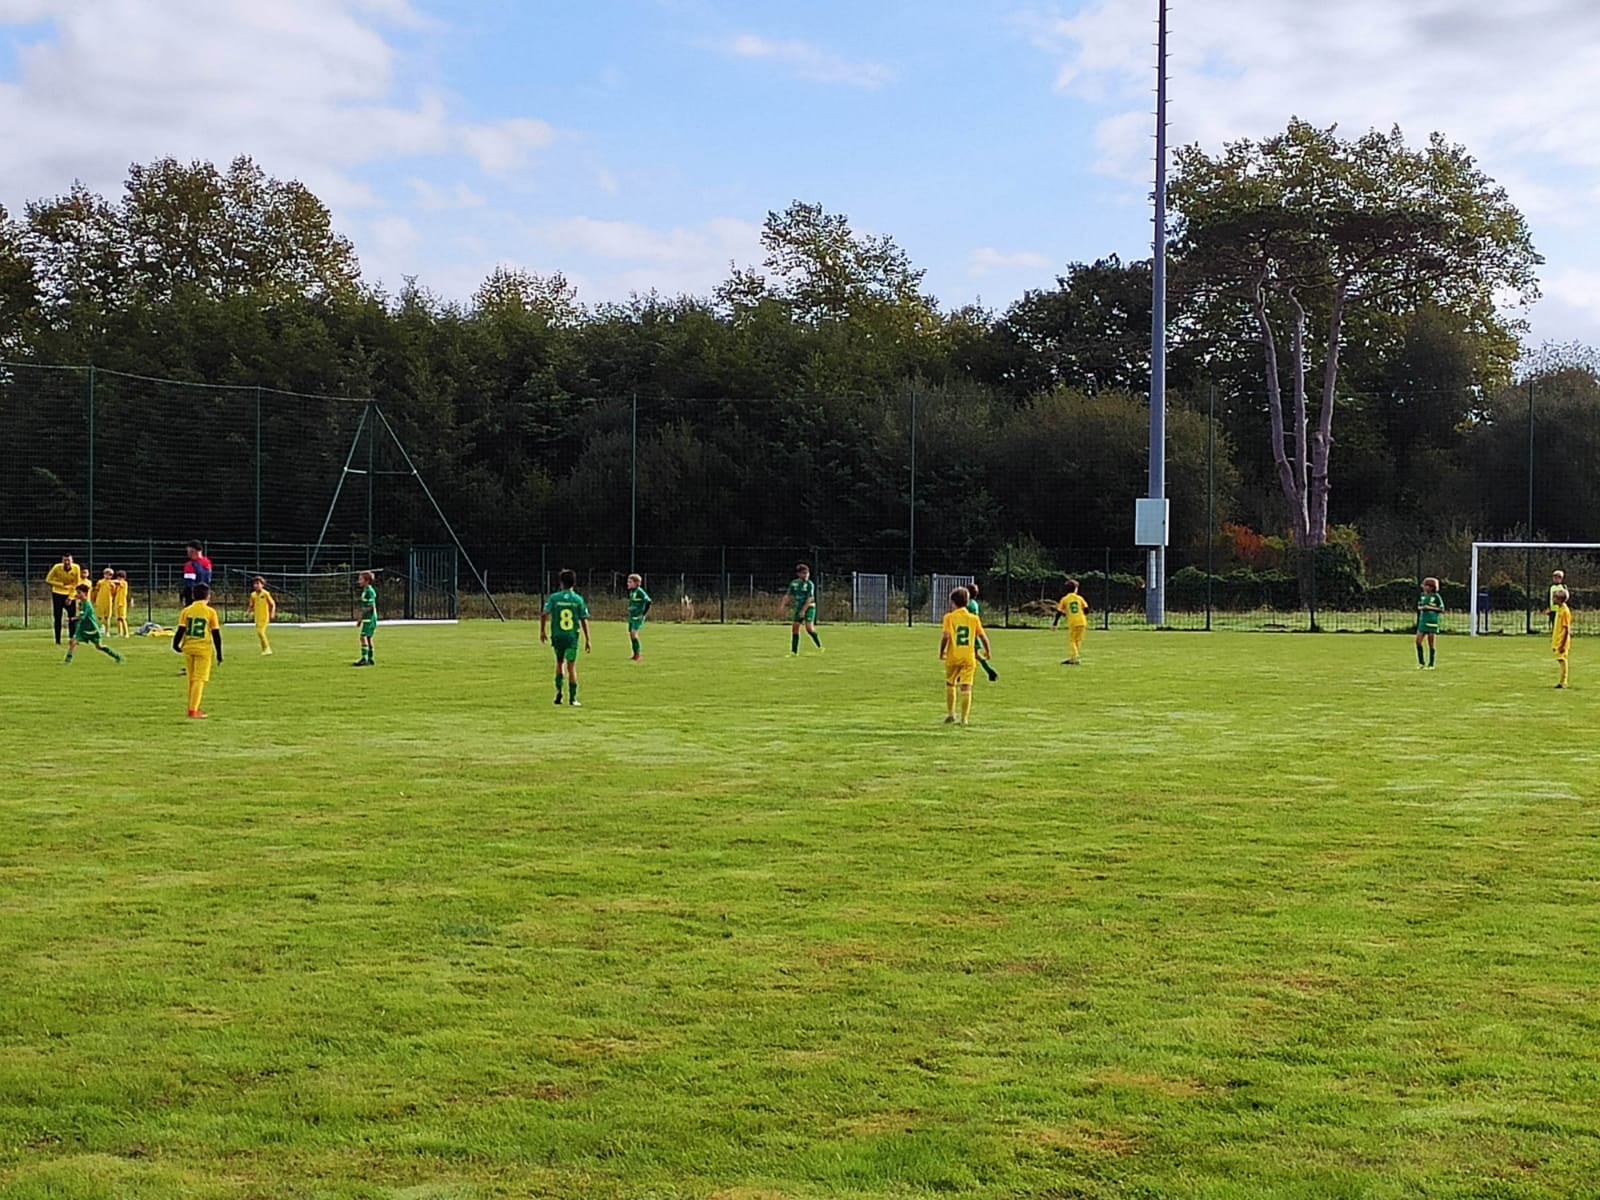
184,651,214,682
944,659,976,686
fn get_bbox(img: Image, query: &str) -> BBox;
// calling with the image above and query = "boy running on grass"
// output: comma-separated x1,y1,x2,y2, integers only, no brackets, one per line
1415,576,1445,669
1052,579,1091,665
64,583,123,665
353,571,377,666
173,583,223,718
781,562,822,656
966,582,998,681
1551,587,1572,689
626,573,651,661
248,576,277,656
940,586,989,726
541,569,592,706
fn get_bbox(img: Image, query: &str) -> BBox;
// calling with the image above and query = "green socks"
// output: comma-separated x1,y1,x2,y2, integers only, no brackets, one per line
630,636,640,656
555,673,564,698
791,633,800,654
1416,644,1425,665
569,681,578,703
101,646,123,663
1429,647,1436,668
809,631,822,648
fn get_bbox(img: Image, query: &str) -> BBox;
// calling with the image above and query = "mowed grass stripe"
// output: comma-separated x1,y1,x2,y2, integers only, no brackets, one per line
0,623,1597,1198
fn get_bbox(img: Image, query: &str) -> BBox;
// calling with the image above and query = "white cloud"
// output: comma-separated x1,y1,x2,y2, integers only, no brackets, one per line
970,247,1051,276
459,117,557,173
407,178,486,211
717,33,895,89
0,1,560,212
1030,0,1600,202
532,215,762,297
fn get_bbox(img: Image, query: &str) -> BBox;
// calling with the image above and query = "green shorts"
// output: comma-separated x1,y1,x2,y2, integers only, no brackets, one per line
360,618,378,637
1416,619,1441,635
627,616,646,632
792,606,816,625
551,636,579,662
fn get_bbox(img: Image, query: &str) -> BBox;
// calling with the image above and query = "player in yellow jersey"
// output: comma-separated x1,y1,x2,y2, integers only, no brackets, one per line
1551,586,1572,689
113,570,131,637
91,567,116,628
172,582,224,719
939,586,990,726
247,576,277,655
1051,579,1091,664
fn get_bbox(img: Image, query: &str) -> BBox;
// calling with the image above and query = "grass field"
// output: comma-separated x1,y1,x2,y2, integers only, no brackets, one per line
1,621,1597,1199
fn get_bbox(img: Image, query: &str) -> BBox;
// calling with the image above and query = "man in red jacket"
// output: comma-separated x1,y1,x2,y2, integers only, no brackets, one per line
181,541,213,606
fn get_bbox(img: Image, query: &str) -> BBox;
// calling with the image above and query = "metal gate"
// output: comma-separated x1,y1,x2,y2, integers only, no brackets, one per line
405,545,458,620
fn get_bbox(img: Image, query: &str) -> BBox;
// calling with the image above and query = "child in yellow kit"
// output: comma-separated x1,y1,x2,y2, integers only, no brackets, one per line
246,576,277,655
113,570,131,637
173,582,223,719
1551,587,1572,689
939,586,990,726
1052,579,1091,664
91,568,116,628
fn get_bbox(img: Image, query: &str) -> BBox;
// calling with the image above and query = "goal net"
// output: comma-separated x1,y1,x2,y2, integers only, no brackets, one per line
1468,542,1600,635
218,546,459,627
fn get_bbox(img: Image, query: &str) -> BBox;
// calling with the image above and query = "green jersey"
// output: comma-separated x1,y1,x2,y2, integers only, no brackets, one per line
967,599,981,616
360,585,378,619
544,588,589,641
1416,591,1444,633
71,604,103,641
627,586,652,620
787,577,815,619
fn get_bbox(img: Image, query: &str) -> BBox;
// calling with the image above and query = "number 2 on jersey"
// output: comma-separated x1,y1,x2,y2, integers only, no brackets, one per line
955,626,971,647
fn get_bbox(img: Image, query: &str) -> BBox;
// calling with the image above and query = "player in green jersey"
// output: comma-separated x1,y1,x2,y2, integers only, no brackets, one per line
1415,575,1444,669
779,562,822,655
541,569,592,705
353,570,378,666
64,582,123,664
626,572,651,661
966,581,998,681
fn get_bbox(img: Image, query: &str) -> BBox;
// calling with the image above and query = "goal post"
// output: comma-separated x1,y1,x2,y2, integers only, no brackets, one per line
1469,541,1600,635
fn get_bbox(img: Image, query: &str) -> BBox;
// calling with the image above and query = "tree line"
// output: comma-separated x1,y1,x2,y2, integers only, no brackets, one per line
0,127,1592,585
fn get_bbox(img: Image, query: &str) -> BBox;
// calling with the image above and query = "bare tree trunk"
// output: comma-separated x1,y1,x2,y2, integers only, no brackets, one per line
1254,277,1308,543
1289,291,1311,545
1308,282,1348,546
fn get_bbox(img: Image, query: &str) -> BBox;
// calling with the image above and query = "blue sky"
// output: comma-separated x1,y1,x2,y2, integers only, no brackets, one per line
2,0,1599,344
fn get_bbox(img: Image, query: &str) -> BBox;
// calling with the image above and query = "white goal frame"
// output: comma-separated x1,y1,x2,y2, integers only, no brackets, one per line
1468,541,1600,636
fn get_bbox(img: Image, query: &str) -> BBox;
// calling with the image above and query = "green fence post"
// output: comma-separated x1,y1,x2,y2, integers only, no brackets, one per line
1206,384,1215,632
86,366,95,571
255,385,263,572
1004,544,1011,629
22,537,29,629
720,544,727,624
146,539,154,624
1103,547,1111,631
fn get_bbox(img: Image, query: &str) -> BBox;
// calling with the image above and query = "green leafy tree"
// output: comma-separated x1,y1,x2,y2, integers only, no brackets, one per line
1170,119,1540,547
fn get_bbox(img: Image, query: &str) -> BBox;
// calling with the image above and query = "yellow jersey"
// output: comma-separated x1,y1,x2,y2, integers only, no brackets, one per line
1056,592,1090,627
46,563,85,596
91,579,116,612
247,589,274,625
941,607,986,665
1552,604,1572,656
112,581,130,615
178,601,220,655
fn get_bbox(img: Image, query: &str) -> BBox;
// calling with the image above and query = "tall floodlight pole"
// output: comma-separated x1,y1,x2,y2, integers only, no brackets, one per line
1145,0,1170,625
